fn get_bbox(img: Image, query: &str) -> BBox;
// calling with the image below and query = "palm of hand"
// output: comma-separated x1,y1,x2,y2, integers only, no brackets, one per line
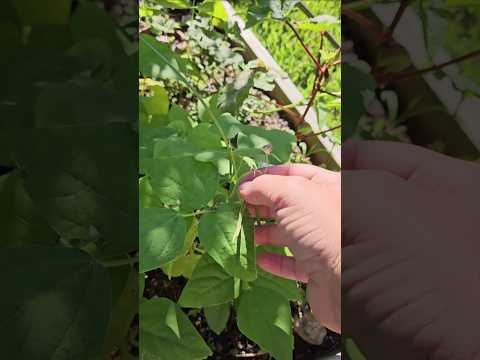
343,141,480,360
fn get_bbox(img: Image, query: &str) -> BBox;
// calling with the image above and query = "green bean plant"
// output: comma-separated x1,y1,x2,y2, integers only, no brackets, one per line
138,1,341,359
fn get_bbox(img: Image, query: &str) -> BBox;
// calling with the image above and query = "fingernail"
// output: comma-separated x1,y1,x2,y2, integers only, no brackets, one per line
239,181,252,193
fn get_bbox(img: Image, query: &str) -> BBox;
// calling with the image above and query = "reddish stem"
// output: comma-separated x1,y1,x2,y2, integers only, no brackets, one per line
285,20,323,72
382,48,480,83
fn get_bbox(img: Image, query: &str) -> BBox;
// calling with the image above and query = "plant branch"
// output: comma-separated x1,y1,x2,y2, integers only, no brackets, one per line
285,20,322,71
381,0,412,43
383,48,480,82
299,125,342,139
342,8,385,41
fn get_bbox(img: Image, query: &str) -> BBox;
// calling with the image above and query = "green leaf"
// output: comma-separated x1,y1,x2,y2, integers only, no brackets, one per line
204,302,231,335
178,255,236,308
219,68,255,114
162,217,201,279
245,4,271,29
197,94,222,123
198,204,257,281
238,125,296,164
0,170,57,248
139,124,176,164
140,34,195,81
186,123,223,150
139,208,187,273
145,138,219,211
237,286,293,360
141,86,169,115
140,298,213,360
163,253,202,279
167,104,193,135
0,246,111,359
253,263,303,302
5,124,137,258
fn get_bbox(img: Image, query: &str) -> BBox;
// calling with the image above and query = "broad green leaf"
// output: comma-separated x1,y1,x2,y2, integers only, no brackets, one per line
139,176,165,209
140,34,195,81
140,298,212,360
6,124,137,258
237,286,293,360
254,267,303,302
0,246,111,359
198,0,228,27
245,4,271,29
204,302,231,335
140,208,187,273
343,63,376,140
237,125,296,164
139,124,176,164
162,217,201,279
141,86,169,115
163,253,202,279
166,104,193,135
178,255,236,308
219,68,255,114
0,170,57,248
198,204,257,281
186,123,223,150
145,138,218,211
197,94,222,124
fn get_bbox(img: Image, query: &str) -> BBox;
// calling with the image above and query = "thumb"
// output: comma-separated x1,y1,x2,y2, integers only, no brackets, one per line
239,174,308,209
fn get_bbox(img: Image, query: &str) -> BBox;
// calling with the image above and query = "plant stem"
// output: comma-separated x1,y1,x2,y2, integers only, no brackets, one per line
298,125,342,139
342,8,385,41
285,20,322,72
383,48,480,82
182,209,216,217
381,0,412,44
102,255,138,268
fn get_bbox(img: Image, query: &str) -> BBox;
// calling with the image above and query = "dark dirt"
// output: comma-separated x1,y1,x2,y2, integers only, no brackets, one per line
144,269,340,360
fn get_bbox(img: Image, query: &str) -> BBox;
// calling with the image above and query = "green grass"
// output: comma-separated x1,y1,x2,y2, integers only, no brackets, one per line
231,0,341,142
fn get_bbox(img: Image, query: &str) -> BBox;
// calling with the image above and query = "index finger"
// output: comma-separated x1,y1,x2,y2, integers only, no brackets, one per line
240,163,335,184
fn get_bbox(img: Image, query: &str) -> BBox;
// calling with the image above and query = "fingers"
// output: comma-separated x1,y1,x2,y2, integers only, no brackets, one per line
342,140,450,179
240,163,328,183
246,204,276,219
239,174,306,208
257,252,309,283
342,169,411,247
254,224,288,247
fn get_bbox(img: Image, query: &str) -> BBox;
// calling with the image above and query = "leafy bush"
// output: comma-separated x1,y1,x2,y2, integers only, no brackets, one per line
139,0,340,359
232,0,341,141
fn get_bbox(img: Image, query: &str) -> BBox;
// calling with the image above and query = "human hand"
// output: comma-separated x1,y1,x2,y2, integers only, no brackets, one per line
239,164,341,333
343,140,480,360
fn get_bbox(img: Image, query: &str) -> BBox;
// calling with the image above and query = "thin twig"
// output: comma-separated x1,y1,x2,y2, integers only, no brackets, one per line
285,20,322,71
382,48,480,82
381,0,412,43
299,125,342,139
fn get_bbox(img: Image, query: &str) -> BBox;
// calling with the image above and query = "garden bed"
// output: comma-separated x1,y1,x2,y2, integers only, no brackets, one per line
139,1,341,359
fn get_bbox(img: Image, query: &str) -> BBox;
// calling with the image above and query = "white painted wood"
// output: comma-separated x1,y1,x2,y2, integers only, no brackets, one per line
221,0,341,167
372,4,480,151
